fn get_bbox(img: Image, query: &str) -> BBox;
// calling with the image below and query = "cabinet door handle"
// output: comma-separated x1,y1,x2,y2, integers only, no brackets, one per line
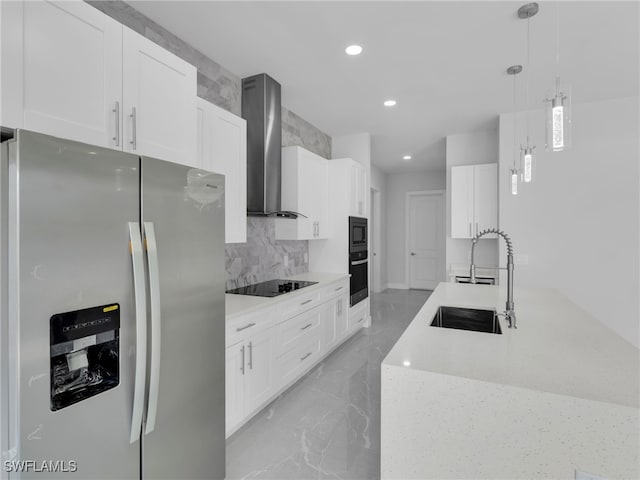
335,286,344,291
300,299,313,306
469,223,472,237
301,323,313,331
317,222,320,237
300,352,312,362
338,300,341,315
476,222,479,236
240,345,245,375
130,107,137,150
236,322,256,332
248,341,253,370
112,101,120,146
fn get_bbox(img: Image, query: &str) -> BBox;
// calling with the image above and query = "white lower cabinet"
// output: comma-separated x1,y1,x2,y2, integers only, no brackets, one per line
349,299,369,331
225,279,360,438
322,293,349,352
225,328,274,436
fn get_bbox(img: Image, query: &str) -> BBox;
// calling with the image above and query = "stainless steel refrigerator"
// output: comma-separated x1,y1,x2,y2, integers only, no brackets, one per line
0,130,226,479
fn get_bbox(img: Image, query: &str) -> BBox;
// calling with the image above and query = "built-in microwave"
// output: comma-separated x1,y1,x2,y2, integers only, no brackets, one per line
349,216,367,254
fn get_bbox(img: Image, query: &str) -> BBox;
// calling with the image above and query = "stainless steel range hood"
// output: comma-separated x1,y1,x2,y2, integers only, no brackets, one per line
242,73,299,219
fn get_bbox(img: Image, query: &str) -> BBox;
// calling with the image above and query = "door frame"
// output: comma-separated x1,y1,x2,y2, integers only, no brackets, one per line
370,186,382,292
405,190,445,289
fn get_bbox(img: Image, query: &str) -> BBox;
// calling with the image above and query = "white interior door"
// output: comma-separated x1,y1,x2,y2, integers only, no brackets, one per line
408,193,444,290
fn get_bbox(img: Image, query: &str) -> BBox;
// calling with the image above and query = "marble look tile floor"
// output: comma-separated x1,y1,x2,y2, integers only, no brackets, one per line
226,289,431,480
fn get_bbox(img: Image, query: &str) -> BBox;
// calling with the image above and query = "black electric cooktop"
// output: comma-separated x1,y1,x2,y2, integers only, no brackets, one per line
226,279,318,297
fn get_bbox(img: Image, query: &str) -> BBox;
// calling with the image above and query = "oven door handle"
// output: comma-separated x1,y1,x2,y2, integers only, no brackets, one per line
351,259,368,266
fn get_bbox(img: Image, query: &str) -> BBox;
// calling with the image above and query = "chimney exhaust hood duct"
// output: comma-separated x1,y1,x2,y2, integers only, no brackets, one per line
242,73,301,219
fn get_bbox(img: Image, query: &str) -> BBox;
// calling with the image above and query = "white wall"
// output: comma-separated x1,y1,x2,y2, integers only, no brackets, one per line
386,171,446,288
445,128,499,276
371,165,387,290
499,96,639,348
333,132,371,169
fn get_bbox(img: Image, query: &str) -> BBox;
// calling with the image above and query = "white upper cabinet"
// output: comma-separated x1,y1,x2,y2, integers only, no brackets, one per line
2,1,197,166
450,163,497,238
275,146,329,240
350,161,368,218
196,98,247,243
1,1,122,147
122,28,196,165
473,163,498,236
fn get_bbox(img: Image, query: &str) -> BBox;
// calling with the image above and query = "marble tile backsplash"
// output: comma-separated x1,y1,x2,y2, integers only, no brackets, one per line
225,218,308,291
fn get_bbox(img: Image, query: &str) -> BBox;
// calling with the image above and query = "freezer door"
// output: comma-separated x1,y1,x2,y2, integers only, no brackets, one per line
140,158,225,479
5,130,141,478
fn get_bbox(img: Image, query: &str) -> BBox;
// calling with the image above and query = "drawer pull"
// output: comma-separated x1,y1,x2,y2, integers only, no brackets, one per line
300,299,313,306
301,323,313,331
236,322,256,332
334,286,344,291
300,352,312,362
358,316,364,323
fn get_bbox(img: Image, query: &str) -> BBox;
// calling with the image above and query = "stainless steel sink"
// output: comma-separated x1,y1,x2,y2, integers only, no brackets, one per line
431,306,502,335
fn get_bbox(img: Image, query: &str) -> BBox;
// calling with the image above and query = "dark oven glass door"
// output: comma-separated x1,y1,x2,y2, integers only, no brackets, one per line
350,259,368,306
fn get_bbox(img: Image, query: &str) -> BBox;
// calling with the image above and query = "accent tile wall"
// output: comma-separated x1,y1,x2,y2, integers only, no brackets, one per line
89,1,332,289
224,218,308,291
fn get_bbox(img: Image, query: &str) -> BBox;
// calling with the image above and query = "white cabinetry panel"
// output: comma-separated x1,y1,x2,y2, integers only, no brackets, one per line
3,1,122,148
275,146,329,240
2,1,198,166
196,98,247,243
123,28,196,165
451,163,497,238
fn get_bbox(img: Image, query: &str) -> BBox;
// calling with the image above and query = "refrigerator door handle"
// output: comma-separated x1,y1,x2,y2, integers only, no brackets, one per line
143,222,162,435
128,222,147,444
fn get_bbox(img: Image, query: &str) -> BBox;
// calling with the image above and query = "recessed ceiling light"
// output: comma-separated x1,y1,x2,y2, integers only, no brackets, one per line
345,45,363,56
384,100,397,107
403,360,411,367
403,155,412,160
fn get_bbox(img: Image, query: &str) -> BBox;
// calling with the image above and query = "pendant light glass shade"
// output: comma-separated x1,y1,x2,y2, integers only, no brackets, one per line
545,77,572,151
510,169,519,195
521,145,535,183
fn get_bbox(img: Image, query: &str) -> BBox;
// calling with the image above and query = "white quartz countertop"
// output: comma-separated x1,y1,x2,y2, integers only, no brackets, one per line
225,272,350,319
383,282,639,408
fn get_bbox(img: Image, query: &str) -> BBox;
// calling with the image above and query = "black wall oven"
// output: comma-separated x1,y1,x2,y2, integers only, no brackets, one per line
349,216,368,306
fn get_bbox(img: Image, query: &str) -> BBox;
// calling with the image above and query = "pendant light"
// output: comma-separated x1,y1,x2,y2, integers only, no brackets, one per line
507,65,523,196
545,2,572,152
518,2,538,183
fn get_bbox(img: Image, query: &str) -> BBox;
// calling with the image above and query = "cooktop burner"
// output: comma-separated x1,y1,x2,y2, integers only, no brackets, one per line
226,279,318,297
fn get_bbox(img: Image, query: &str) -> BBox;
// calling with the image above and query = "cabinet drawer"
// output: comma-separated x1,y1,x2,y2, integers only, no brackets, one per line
348,303,367,330
320,280,349,300
227,308,274,348
276,306,321,357
275,332,322,388
278,290,321,319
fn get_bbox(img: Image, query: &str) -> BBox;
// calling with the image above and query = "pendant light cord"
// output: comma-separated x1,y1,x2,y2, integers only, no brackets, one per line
526,13,531,148
512,73,517,170
556,2,560,66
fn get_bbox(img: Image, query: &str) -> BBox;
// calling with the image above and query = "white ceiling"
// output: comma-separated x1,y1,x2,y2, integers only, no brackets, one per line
129,1,639,173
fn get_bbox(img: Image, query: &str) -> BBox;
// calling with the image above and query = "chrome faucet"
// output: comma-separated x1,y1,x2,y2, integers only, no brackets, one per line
470,228,516,329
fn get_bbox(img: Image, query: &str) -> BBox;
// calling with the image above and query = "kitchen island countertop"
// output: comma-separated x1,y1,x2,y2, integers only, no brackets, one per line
381,282,639,479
